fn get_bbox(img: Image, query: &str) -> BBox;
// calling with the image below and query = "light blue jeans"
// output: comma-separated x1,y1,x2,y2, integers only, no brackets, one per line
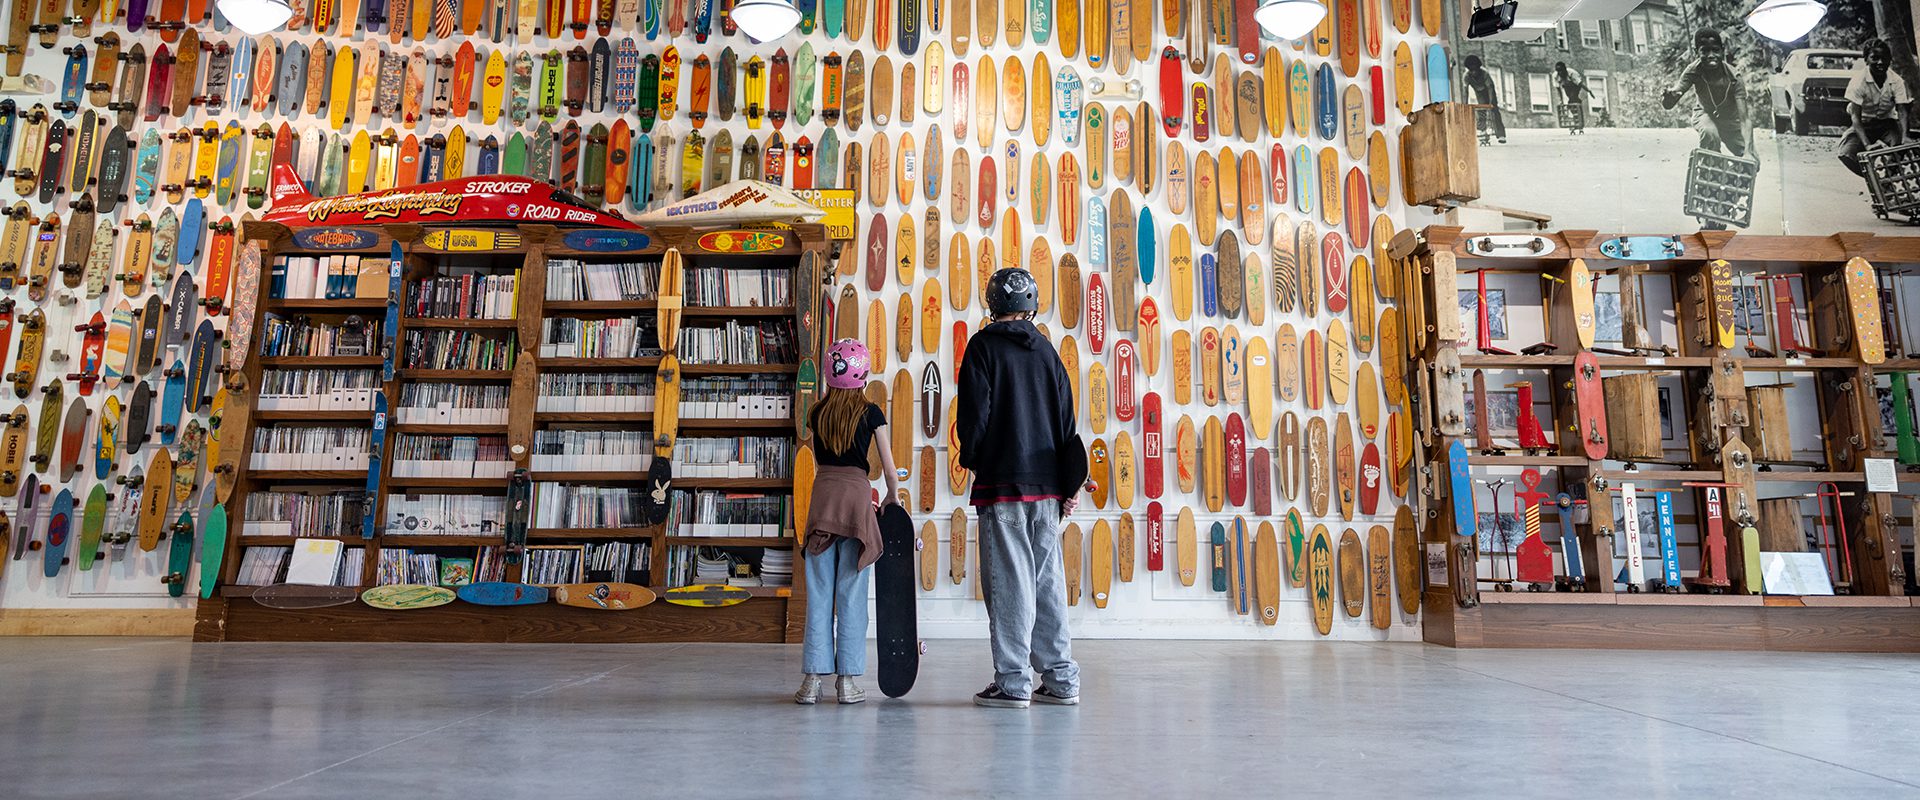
979,499,1080,698
802,537,870,675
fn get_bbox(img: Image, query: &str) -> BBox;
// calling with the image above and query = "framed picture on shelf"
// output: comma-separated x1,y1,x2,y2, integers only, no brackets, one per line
1462,390,1521,437
1457,289,1508,340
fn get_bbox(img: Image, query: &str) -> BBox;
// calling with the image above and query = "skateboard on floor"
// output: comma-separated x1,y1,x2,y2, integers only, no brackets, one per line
875,502,921,697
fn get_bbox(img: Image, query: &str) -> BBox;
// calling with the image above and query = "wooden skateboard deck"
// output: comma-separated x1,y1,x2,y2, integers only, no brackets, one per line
1309,523,1333,634
1176,506,1196,586
1338,528,1364,617
1843,257,1886,363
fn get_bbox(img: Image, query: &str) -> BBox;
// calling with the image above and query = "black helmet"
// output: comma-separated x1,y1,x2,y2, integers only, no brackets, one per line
985,268,1039,316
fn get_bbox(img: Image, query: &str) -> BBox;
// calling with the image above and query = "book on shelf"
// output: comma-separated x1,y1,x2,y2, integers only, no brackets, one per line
286,539,344,585
270,255,391,300
407,272,522,320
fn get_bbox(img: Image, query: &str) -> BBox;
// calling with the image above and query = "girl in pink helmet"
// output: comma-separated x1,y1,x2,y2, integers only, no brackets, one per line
794,338,902,705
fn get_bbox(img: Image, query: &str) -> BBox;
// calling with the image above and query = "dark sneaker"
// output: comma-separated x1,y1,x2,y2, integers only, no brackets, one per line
973,685,1030,708
1033,687,1079,705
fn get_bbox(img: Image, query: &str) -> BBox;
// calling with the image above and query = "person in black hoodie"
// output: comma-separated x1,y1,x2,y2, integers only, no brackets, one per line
957,268,1085,709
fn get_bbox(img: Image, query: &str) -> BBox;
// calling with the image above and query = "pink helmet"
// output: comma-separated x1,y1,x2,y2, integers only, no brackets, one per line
824,339,871,389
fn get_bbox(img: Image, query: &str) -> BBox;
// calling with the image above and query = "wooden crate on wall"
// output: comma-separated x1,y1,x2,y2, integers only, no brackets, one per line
1602,373,1661,460
1402,103,1481,207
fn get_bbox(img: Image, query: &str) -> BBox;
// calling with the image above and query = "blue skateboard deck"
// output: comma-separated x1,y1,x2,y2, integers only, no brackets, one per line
1200,253,1219,317
199,503,226,599
178,198,204,268
159,359,185,445
1138,207,1155,285
1447,440,1475,541
1599,235,1686,261
1555,492,1584,587
1426,44,1450,103
363,393,387,539
1087,197,1108,271
1293,145,1314,213
1655,490,1681,590
1314,63,1338,140
41,487,72,577
164,511,193,598
457,581,550,605
1209,521,1228,592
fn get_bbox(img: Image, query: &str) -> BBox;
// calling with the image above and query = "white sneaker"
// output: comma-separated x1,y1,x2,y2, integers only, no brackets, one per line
836,675,866,704
793,674,821,705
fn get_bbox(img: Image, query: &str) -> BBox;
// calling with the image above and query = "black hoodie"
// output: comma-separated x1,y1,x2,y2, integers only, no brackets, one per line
956,319,1079,495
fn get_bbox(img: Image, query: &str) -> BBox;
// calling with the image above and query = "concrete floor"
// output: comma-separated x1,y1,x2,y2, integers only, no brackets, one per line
2,640,1918,798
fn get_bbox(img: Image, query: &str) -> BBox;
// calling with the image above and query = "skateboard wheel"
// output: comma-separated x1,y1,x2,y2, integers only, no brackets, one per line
917,641,927,654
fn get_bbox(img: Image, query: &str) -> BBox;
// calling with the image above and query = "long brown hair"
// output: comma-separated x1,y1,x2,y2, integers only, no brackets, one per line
812,386,871,456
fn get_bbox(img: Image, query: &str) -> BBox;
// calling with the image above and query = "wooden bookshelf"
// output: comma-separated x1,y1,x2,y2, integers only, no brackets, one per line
1398,227,1920,652
195,221,828,645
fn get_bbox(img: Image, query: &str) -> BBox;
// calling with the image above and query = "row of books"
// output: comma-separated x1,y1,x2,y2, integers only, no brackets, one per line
406,272,522,320
249,427,374,471
385,492,507,536
531,484,650,529
373,548,510,585
256,369,381,412
258,314,382,358
234,543,367,586
539,316,656,359
379,550,474,586
684,267,793,307
395,383,512,425
391,435,515,478
531,375,794,419
545,259,660,302
270,255,393,301
530,430,653,473
662,546,783,589
678,319,796,365
242,490,368,538
535,373,654,412
674,436,793,479
579,541,652,585
401,330,517,371
666,490,790,538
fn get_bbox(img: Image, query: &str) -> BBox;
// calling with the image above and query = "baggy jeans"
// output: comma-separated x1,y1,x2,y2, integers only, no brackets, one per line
978,498,1080,697
802,537,869,675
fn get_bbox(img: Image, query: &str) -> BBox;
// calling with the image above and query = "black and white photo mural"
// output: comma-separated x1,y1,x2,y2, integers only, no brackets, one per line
1448,0,1920,234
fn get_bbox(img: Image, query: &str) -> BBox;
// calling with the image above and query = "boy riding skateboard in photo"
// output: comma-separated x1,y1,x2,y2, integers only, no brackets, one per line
1662,30,1751,162
792,338,902,706
958,268,1085,709
1837,39,1910,181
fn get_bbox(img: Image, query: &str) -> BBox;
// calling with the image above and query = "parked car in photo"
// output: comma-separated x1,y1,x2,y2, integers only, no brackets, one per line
1771,48,1861,135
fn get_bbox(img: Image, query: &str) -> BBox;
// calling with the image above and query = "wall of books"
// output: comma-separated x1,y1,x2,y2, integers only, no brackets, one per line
0,0,1446,641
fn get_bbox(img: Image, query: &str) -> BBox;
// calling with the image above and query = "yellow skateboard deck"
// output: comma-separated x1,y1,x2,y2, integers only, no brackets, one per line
1063,522,1082,605
1276,323,1300,403
794,445,815,539
1170,223,1194,320
1570,257,1596,349
1201,416,1224,512
1368,524,1392,629
1176,506,1196,586
1334,412,1356,521
1060,335,1081,411
1354,361,1380,439
1246,336,1273,439
1338,528,1364,618
1089,437,1110,508
1090,518,1113,608
1117,512,1135,583
920,520,938,590
1088,361,1109,434
1255,521,1280,625
1309,523,1333,634
950,507,968,584
1325,318,1351,406
1113,430,1136,509
1843,257,1886,364
1175,414,1197,492
1171,329,1193,404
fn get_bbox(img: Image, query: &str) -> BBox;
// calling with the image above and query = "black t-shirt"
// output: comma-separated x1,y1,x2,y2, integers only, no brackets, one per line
813,403,887,471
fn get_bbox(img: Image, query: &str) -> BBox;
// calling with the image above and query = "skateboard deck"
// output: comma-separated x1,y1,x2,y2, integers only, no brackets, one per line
875,503,920,697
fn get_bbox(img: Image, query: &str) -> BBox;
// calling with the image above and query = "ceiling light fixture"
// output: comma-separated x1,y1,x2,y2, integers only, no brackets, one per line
732,0,802,42
1746,0,1826,42
1254,0,1328,41
215,0,293,34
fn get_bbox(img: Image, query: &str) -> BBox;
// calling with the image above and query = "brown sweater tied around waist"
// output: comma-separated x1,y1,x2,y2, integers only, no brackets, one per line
804,465,881,570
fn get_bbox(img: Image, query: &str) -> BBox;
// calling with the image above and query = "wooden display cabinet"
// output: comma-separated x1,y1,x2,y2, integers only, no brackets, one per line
1395,228,1920,652
194,221,829,643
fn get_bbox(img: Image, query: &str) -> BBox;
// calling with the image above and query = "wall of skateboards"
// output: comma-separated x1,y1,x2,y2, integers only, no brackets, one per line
0,0,1454,640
